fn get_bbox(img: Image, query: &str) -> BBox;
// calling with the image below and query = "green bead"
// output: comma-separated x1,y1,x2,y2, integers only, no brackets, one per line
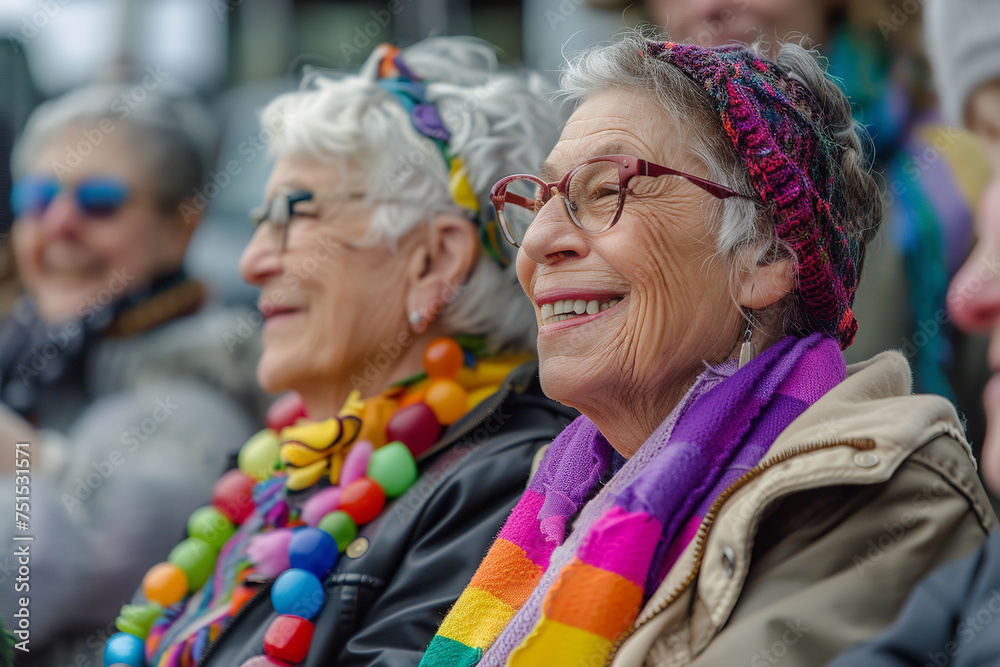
115,602,163,639
187,506,236,551
366,441,418,498
318,511,358,552
238,429,281,481
168,538,217,591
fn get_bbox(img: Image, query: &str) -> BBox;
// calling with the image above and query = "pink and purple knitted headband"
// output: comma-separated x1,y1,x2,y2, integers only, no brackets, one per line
646,40,859,350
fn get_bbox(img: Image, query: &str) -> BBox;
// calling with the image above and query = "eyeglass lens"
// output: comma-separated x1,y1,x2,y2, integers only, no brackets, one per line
11,176,129,220
499,160,623,246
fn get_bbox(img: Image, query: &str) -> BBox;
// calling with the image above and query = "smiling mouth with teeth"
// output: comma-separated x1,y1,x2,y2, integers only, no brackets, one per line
540,297,623,326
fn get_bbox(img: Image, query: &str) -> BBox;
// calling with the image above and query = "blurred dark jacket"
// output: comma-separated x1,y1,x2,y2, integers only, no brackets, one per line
830,530,1000,666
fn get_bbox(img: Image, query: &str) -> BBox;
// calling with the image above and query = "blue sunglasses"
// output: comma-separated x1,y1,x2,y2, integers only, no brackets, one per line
11,176,130,220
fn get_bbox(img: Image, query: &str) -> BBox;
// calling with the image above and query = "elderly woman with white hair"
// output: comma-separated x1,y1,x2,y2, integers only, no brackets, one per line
420,31,995,667
0,85,266,661
101,38,570,667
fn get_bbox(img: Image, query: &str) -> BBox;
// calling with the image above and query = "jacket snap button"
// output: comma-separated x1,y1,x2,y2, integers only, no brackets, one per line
853,452,880,468
346,536,370,559
722,547,736,577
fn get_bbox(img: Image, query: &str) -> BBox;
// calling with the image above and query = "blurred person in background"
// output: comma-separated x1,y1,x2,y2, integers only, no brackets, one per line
830,0,1000,663
642,0,993,466
0,85,267,660
100,38,572,667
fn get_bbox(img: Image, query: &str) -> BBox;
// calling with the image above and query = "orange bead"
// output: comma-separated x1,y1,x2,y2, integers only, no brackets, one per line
424,379,468,425
356,395,397,448
399,388,427,409
230,584,257,616
422,337,464,378
142,562,188,607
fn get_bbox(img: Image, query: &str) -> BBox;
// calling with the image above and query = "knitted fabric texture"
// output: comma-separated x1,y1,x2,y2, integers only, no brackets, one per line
420,333,846,666
646,40,859,349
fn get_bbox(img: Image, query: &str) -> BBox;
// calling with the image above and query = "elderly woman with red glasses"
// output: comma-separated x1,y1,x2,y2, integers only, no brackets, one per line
0,86,268,660
420,32,995,667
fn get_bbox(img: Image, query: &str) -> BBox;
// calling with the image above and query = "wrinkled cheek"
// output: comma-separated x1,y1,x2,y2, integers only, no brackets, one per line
626,266,679,347
515,250,535,295
617,302,669,387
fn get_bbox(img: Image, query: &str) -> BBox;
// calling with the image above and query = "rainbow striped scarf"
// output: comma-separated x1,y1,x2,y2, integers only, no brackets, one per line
420,334,846,666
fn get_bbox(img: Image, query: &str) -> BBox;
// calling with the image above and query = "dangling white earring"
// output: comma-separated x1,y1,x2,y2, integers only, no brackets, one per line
738,314,756,369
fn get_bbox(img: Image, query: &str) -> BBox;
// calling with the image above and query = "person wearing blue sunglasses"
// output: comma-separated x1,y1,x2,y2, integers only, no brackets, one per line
0,84,268,663
11,175,130,221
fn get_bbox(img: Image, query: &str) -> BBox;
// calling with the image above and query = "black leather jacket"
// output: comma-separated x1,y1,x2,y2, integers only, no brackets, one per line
200,362,574,666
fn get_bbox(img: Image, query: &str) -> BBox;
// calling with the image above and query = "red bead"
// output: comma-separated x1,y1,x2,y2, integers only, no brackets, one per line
211,469,256,525
385,402,440,458
267,392,307,432
423,337,464,378
338,477,386,524
263,615,314,663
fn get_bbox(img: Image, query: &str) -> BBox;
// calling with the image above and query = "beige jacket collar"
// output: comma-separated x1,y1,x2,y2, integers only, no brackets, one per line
611,350,973,665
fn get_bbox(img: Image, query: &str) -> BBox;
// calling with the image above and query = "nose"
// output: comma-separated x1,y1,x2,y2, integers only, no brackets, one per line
239,224,283,287
950,179,1000,333
517,194,591,267
659,0,727,34
34,192,85,238
690,0,728,18
948,246,1000,333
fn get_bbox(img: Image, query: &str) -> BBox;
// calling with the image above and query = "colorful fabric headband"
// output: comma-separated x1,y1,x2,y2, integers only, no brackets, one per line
372,44,510,267
645,41,860,349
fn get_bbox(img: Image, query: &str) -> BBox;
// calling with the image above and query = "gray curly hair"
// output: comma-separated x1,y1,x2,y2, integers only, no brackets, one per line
559,29,882,343
11,84,216,216
259,37,564,353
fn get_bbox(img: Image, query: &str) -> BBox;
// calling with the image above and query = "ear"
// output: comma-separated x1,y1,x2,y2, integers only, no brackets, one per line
736,258,794,310
404,213,479,329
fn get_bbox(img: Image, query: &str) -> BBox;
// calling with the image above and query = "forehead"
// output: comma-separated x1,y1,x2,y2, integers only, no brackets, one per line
543,88,685,177
33,125,146,184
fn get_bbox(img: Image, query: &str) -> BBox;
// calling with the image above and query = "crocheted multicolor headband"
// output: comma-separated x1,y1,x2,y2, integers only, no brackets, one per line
372,44,510,267
645,41,859,349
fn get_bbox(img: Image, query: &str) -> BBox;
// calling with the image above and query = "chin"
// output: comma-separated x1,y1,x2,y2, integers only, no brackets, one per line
255,350,299,396
36,291,91,324
537,356,593,410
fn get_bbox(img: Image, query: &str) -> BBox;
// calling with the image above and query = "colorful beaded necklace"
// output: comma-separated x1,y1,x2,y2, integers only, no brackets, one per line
102,337,527,667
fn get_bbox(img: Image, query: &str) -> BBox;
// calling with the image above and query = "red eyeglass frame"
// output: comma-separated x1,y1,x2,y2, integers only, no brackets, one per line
490,154,764,247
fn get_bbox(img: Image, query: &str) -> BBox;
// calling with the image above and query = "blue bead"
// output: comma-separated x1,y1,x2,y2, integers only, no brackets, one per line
271,568,325,620
104,632,145,666
288,527,339,578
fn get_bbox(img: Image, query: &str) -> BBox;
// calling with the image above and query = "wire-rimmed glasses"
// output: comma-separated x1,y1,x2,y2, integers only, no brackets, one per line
250,187,326,251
